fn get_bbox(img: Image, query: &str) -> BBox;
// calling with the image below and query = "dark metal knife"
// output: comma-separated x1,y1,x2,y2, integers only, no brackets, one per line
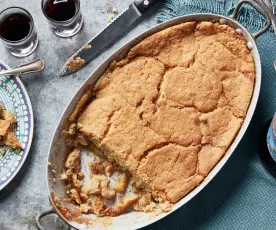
59,0,159,77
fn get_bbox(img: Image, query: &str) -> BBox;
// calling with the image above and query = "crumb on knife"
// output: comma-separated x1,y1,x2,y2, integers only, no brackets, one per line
84,44,92,49
65,57,86,73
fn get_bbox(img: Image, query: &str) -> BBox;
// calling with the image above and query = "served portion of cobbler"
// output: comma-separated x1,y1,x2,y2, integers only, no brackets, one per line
0,103,23,154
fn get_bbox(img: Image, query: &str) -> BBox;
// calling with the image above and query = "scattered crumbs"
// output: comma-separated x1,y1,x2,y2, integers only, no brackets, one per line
100,9,105,13
76,123,83,129
60,173,67,180
50,177,56,188
107,7,119,14
107,16,113,23
0,147,6,155
48,161,52,167
101,217,112,227
84,44,92,49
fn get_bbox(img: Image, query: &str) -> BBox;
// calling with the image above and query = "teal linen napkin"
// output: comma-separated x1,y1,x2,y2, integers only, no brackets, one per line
143,1,276,229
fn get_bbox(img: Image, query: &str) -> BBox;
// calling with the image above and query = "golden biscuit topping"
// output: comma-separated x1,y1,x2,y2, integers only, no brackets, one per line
62,21,255,217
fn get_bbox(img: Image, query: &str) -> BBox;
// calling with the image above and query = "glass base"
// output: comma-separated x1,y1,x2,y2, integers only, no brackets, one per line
53,15,84,38
258,118,276,177
8,34,39,57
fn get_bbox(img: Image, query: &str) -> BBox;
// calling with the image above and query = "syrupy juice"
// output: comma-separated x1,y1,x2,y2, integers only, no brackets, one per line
45,0,77,21
0,13,31,41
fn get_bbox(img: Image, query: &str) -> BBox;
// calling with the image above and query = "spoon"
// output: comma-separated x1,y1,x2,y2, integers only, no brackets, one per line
0,59,45,77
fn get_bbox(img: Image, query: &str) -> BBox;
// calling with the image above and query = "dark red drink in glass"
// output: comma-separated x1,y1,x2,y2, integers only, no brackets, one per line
0,13,31,41
0,7,38,57
41,0,83,37
45,0,76,21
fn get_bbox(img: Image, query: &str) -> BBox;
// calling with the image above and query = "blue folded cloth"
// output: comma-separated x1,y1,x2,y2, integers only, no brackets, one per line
143,1,276,229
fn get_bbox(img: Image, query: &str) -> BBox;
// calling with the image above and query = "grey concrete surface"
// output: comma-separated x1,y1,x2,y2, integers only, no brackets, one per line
0,1,160,229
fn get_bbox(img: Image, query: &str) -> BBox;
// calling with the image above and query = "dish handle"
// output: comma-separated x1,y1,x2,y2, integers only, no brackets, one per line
230,0,272,40
36,207,71,230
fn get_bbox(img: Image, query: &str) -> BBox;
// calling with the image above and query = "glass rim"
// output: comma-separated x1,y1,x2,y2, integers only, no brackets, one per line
41,0,81,24
0,7,35,44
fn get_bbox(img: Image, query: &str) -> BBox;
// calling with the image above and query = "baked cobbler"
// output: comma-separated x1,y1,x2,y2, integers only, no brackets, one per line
61,21,255,216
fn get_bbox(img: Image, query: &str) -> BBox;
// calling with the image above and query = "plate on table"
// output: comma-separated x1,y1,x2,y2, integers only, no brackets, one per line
0,59,34,190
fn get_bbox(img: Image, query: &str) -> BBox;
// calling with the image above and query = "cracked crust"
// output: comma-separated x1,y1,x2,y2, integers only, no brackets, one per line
142,105,202,146
160,66,222,112
137,144,200,202
76,21,255,204
200,108,243,147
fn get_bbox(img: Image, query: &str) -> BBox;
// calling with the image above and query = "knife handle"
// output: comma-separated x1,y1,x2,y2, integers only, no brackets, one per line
134,0,159,14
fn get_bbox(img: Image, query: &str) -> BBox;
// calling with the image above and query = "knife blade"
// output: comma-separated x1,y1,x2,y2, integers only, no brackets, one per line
59,0,159,77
